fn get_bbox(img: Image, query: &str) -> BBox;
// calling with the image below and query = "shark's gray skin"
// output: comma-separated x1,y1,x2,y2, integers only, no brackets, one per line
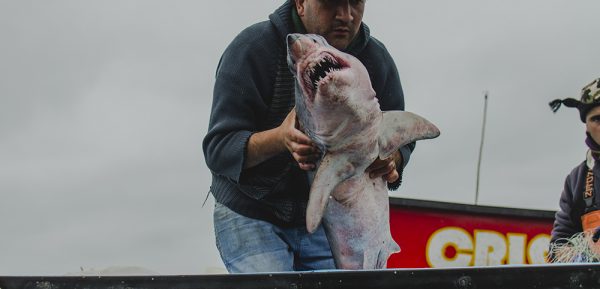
287,33,440,269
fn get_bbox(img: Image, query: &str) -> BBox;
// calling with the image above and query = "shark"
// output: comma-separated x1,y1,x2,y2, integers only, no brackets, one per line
287,33,440,269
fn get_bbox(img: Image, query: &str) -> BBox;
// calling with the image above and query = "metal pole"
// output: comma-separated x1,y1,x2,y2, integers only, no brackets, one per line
475,91,488,205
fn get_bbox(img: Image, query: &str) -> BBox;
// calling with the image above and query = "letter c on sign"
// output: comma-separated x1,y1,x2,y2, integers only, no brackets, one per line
426,227,473,267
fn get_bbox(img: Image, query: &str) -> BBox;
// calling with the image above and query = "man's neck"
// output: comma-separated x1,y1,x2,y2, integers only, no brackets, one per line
291,5,307,34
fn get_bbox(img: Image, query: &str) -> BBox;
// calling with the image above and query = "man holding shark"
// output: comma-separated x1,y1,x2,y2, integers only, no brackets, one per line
203,0,417,272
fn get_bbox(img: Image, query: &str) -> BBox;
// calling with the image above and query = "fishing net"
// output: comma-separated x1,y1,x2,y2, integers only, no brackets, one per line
548,232,600,263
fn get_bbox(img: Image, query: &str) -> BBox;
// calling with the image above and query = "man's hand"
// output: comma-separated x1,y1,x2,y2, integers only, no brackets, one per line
279,109,321,171
244,108,320,170
365,151,403,183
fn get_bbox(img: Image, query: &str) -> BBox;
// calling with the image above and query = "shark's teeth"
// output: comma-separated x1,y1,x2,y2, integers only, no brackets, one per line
307,55,343,90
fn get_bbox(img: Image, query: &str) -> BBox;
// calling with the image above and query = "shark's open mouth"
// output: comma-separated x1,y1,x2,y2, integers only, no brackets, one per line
304,53,345,92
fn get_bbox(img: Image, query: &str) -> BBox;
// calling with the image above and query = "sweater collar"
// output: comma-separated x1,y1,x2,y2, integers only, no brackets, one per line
586,132,600,169
587,150,596,170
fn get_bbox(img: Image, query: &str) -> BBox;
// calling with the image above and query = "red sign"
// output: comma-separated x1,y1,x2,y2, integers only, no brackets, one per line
387,199,554,268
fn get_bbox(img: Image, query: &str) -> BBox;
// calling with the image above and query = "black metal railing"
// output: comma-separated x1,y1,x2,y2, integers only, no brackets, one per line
2,264,599,289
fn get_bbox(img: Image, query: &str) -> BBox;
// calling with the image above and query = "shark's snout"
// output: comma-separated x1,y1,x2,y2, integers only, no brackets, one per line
287,34,301,48
286,34,303,72
286,33,327,64
287,34,309,67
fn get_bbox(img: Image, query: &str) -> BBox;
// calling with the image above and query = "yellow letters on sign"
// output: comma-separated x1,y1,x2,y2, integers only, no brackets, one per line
426,227,550,267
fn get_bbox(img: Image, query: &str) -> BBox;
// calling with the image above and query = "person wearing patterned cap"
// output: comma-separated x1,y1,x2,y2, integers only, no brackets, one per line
548,78,600,262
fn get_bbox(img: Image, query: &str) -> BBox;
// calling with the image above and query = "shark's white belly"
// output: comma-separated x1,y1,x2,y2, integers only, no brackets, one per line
322,174,400,269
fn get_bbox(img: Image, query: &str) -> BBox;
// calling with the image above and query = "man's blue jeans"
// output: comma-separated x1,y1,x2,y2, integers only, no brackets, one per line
213,202,335,273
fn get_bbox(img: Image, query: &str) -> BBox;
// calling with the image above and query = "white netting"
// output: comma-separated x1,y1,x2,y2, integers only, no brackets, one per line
548,232,600,263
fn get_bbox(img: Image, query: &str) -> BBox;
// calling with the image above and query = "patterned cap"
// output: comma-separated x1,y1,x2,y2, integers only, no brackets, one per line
549,78,600,122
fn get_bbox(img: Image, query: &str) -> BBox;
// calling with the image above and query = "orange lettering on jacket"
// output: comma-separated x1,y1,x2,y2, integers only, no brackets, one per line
585,171,594,199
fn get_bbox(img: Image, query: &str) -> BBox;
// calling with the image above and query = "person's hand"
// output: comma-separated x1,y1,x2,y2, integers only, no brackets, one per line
365,151,403,183
279,109,321,170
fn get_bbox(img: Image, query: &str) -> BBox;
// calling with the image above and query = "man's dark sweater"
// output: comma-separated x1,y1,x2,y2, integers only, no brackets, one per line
203,0,413,227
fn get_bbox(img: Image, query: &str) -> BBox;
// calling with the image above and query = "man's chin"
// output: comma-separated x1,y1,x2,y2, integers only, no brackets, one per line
327,37,351,50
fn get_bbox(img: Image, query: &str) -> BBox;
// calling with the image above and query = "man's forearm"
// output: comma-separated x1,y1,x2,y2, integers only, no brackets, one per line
244,128,285,169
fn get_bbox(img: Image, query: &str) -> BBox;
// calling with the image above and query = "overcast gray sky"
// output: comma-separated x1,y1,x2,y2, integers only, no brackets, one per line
0,0,598,275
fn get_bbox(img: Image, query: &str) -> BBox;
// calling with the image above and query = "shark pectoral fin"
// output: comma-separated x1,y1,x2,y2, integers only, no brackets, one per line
306,154,354,233
378,111,440,159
